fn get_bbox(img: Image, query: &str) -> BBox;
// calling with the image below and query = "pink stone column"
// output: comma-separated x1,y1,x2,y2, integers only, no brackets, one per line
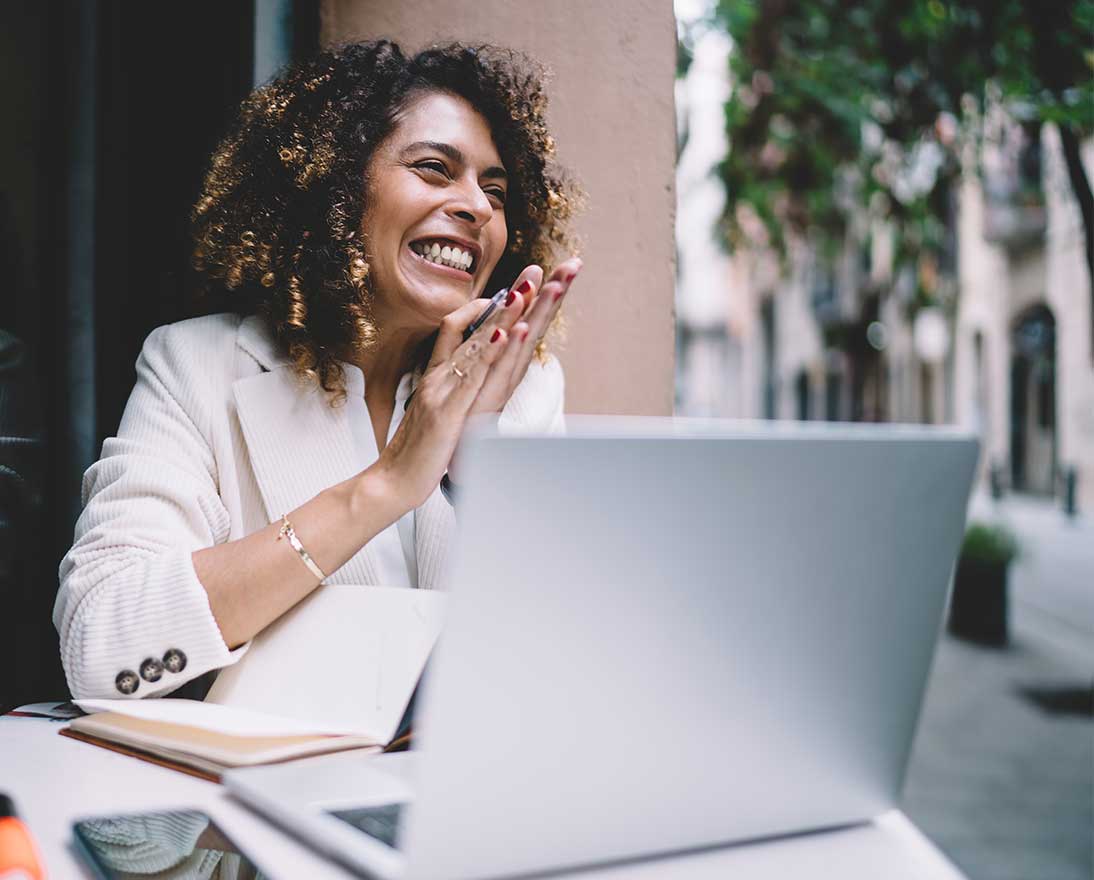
321,0,677,415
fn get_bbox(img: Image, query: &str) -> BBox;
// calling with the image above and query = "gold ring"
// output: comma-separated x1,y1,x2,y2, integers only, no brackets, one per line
451,363,467,379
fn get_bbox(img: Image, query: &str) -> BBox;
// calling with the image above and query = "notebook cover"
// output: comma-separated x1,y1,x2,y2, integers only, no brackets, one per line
61,712,383,783
59,727,222,783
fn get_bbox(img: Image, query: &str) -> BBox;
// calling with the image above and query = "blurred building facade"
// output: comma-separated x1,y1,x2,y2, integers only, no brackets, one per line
676,30,1094,512
954,118,1094,509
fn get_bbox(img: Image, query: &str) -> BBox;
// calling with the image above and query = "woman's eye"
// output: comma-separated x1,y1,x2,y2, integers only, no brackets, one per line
417,160,449,177
486,188,507,205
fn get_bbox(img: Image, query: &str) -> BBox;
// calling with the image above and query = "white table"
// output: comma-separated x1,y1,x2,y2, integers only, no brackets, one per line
0,717,968,879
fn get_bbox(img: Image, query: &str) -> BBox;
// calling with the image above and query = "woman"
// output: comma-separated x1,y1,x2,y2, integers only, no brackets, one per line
54,40,582,700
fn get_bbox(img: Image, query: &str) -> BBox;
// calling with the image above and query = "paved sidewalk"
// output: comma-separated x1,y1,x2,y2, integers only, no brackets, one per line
969,492,1094,640
901,492,1094,880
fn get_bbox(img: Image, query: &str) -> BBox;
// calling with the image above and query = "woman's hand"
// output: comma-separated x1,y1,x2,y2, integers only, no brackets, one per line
441,256,581,485
371,283,532,511
468,257,582,418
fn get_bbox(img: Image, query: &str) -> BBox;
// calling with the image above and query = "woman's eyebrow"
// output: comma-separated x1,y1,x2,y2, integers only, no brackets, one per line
400,140,508,181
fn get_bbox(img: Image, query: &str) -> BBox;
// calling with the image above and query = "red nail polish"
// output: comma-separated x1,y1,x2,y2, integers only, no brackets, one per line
564,272,575,284
515,279,534,296
505,291,517,307
521,327,530,341
491,328,503,343
553,288,566,302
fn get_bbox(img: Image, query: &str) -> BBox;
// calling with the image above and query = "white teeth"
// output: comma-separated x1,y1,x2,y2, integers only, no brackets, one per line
412,240,475,272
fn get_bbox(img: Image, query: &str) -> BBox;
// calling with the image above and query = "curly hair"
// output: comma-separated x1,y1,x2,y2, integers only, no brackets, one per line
190,40,581,404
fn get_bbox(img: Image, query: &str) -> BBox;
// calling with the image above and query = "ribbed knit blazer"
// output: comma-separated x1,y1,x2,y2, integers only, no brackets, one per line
54,313,565,700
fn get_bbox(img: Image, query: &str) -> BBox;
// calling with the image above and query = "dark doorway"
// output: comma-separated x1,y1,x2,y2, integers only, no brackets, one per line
795,370,811,420
825,366,842,421
1010,304,1057,495
0,1,317,712
861,353,888,422
94,2,258,443
761,298,776,419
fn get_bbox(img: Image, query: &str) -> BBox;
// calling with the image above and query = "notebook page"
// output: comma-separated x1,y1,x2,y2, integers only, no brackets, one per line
73,698,357,736
206,584,446,743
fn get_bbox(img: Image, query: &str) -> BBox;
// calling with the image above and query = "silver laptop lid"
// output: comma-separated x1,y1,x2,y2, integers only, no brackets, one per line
403,419,978,879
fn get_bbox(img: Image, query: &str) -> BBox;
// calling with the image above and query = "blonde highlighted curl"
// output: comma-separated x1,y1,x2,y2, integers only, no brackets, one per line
191,40,582,405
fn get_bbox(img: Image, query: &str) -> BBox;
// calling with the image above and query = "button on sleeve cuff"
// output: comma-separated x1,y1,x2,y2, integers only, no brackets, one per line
57,546,249,700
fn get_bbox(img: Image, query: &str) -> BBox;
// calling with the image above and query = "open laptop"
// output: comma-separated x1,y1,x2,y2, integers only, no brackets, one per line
225,418,978,879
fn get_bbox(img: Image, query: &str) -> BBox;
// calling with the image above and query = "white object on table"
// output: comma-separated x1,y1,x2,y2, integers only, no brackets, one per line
74,585,446,741
207,585,445,742
0,717,968,880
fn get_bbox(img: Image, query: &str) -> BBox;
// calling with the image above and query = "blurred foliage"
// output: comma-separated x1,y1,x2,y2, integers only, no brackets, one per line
677,32,694,78
712,0,1094,305
961,521,1021,565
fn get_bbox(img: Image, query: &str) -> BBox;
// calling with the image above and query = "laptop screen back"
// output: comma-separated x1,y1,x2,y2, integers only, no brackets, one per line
403,420,978,879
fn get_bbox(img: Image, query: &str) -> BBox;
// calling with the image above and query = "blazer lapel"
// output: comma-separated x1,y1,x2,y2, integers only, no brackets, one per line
232,317,383,585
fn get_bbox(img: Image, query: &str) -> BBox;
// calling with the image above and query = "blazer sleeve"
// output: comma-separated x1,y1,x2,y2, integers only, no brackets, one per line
54,324,248,700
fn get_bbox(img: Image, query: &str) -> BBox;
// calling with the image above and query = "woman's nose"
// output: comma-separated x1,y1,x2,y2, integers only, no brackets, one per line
447,178,494,228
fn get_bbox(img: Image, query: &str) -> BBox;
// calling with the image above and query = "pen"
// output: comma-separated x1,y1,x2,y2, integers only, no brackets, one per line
462,286,510,342
0,794,45,880
404,286,511,497
405,287,511,413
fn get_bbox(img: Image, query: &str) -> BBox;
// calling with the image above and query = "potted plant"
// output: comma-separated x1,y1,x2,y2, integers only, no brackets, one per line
947,522,1020,646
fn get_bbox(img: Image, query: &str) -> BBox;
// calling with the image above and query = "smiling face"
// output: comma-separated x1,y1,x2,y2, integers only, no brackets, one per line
361,91,509,334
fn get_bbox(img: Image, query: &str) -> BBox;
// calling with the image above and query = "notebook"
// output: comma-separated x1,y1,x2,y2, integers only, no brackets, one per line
62,585,445,781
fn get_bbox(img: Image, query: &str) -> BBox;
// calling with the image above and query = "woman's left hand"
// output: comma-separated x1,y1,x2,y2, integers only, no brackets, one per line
444,256,581,485
467,256,582,417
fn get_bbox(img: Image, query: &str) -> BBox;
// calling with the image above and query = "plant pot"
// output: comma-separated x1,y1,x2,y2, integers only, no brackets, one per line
948,557,1009,646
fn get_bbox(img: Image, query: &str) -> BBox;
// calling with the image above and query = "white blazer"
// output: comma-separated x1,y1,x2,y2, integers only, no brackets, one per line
54,313,564,700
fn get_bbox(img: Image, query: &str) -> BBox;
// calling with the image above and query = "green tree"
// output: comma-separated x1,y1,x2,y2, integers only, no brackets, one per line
714,0,1094,353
